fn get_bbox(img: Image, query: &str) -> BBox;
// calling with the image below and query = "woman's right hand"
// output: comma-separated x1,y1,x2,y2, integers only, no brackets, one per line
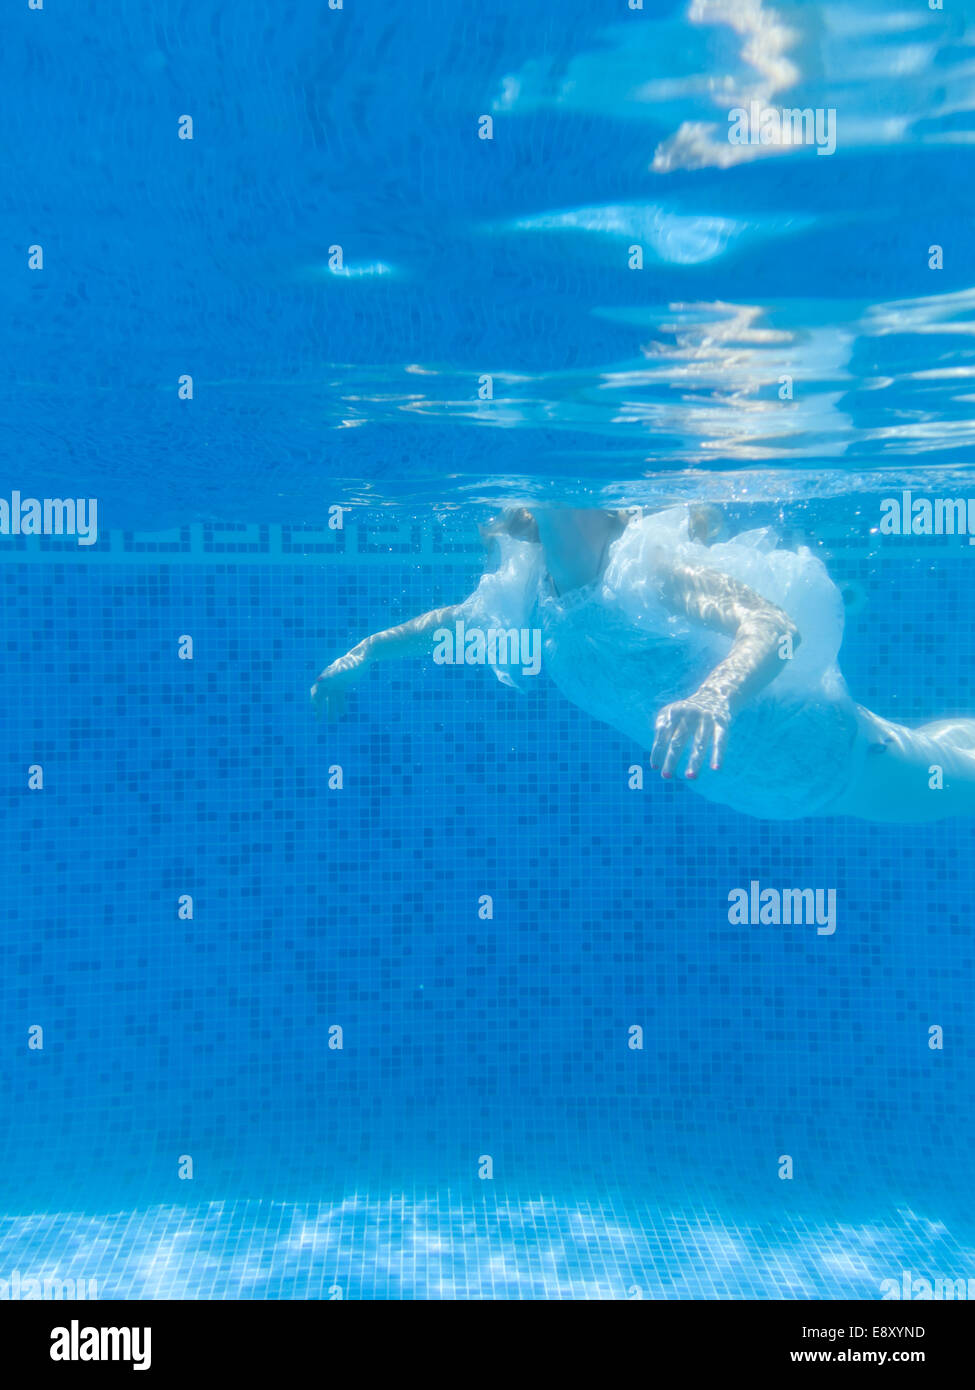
310,644,370,720
651,688,731,779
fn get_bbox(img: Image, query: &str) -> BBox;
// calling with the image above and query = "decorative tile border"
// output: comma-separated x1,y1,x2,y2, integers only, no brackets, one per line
0,520,484,565
0,516,968,565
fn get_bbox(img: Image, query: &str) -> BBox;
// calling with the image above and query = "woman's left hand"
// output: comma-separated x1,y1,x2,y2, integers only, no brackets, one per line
310,645,370,720
651,690,731,779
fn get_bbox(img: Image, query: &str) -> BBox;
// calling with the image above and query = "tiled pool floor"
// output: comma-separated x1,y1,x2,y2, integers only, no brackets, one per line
1,1196,972,1300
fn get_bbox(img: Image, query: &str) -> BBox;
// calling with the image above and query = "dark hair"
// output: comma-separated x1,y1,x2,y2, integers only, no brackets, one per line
480,506,648,549
480,507,540,545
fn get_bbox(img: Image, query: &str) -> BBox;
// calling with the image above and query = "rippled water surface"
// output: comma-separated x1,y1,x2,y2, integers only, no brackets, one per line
4,0,975,513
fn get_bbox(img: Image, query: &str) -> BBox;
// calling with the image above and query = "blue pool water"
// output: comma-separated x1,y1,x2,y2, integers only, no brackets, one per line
2,0,975,1299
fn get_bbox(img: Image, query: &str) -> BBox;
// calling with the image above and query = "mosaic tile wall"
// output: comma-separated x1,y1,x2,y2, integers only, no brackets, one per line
2,510,972,1249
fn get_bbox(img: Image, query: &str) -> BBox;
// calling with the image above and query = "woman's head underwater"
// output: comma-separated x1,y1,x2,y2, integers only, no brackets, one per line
479,507,540,546
480,502,727,549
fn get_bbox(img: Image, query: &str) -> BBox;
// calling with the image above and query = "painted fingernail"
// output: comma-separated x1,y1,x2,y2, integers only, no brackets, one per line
685,771,697,780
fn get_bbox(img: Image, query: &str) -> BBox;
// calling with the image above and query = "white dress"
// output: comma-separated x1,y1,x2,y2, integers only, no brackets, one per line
458,506,861,820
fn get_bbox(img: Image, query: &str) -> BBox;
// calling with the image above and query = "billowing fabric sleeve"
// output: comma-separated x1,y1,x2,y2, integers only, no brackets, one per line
455,536,546,689
601,506,846,697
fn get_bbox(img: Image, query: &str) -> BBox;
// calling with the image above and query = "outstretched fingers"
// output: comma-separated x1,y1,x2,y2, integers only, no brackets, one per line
310,675,349,722
710,720,728,771
685,718,712,779
652,701,729,780
660,712,692,779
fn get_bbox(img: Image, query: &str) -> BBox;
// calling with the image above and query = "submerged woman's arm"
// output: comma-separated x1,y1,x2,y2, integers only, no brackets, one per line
651,563,800,779
311,604,460,718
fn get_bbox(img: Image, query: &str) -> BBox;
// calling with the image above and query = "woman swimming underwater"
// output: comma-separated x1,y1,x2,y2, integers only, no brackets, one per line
311,505,975,823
